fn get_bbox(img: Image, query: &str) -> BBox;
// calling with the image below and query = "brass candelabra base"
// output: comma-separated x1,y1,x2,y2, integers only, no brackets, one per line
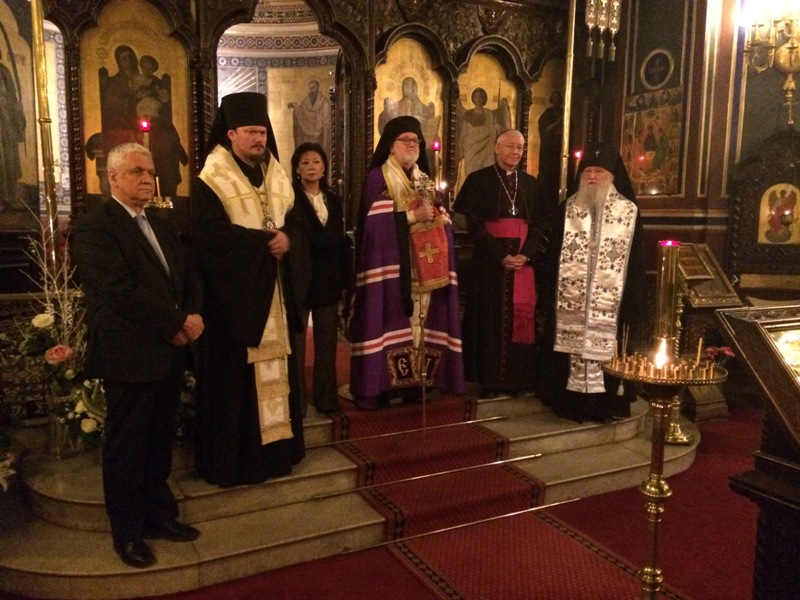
603,365,727,600
664,394,692,445
146,196,173,209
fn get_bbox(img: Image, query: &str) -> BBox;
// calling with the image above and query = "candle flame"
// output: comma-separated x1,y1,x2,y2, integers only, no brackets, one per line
140,120,151,132
431,139,441,151
654,338,668,369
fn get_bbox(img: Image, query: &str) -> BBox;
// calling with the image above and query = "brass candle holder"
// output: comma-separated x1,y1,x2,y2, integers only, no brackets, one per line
146,176,174,209
652,240,691,445
603,354,727,600
605,239,731,599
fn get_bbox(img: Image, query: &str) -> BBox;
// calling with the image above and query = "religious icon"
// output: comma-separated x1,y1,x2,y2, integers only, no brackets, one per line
456,86,511,188
760,184,799,244
0,8,36,221
95,47,188,198
378,75,441,169
288,77,331,154
80,0,191,198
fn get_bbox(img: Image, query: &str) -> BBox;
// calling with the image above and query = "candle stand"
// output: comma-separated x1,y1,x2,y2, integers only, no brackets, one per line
603,358,727,600
146,195,174,209
664,394,692,445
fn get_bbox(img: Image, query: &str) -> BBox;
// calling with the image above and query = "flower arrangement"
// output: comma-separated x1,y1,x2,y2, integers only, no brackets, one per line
0,228,86,390
706,346,735,366
1,223,196,457
9,308,86,398
50,379,106,450
0,223,93,457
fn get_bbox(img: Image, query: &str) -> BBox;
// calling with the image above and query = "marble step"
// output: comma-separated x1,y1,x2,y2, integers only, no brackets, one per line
21,396,662,530
0,491,385,599
0,396,700,600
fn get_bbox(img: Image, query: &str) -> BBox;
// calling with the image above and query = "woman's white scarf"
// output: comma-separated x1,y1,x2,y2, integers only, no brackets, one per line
554,188,637,393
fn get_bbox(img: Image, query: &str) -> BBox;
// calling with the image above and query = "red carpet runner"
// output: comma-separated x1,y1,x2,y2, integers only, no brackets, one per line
319,338,689,598
332,392,545,540
391,511,690,600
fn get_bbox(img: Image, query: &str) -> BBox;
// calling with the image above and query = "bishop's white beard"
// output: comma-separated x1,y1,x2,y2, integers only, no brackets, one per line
574,180,612,213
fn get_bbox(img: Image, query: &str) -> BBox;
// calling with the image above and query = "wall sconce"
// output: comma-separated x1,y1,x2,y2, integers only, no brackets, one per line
585,0,622,61
740,2,800,125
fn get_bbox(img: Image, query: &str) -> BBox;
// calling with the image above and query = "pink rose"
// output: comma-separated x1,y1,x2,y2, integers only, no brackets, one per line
44,344,73,365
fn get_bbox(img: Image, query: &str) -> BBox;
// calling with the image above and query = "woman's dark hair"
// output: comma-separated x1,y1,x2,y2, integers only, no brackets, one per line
290,142,330,192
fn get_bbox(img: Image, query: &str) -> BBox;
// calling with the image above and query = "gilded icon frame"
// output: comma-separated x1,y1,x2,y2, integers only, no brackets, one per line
79,0,191,199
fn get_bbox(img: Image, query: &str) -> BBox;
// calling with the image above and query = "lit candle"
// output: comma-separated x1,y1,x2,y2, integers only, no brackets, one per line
431,138,441,190
695,336,703,366
654,337,668,378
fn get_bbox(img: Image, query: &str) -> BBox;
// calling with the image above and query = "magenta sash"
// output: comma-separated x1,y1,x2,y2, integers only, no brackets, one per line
483,219,535,344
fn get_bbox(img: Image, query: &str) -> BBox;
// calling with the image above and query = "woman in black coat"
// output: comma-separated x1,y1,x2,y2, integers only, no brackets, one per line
289,143,347,414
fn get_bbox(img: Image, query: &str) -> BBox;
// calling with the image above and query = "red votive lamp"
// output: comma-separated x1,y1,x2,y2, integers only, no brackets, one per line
140,120,151,149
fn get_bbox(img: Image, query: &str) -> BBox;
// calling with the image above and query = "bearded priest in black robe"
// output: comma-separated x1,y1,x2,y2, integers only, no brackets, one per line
190,92,307,487
453,129,553,398
536,142,647,423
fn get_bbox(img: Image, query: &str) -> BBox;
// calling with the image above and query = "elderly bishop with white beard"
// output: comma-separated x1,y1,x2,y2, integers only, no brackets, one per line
536,142,647,424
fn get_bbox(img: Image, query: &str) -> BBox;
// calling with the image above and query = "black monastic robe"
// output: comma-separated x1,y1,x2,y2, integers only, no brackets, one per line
190,158,307,487
454,165,553,393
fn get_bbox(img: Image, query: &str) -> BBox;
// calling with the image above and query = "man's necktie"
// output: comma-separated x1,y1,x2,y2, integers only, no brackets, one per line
136,213,170,273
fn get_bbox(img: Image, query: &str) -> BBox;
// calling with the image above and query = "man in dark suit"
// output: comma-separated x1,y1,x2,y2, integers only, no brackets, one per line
72,142,203,568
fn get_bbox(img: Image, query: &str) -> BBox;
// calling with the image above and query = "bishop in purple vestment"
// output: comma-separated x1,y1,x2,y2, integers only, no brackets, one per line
349,116,464,409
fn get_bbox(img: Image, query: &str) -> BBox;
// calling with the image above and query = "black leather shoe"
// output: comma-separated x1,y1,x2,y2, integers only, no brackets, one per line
143,520,200,542
114,539,156,568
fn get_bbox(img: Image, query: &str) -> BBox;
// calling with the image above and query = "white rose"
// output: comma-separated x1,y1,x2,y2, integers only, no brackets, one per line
32,314,55,328
80,419,98,433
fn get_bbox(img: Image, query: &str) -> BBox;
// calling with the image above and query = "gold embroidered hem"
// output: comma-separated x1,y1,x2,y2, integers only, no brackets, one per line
247,288,293,446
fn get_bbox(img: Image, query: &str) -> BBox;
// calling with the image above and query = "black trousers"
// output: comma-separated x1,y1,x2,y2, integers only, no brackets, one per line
102,362,182,544
292,302,340,413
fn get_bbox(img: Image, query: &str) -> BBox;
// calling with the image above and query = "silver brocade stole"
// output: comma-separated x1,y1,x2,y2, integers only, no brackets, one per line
554,189,637,393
